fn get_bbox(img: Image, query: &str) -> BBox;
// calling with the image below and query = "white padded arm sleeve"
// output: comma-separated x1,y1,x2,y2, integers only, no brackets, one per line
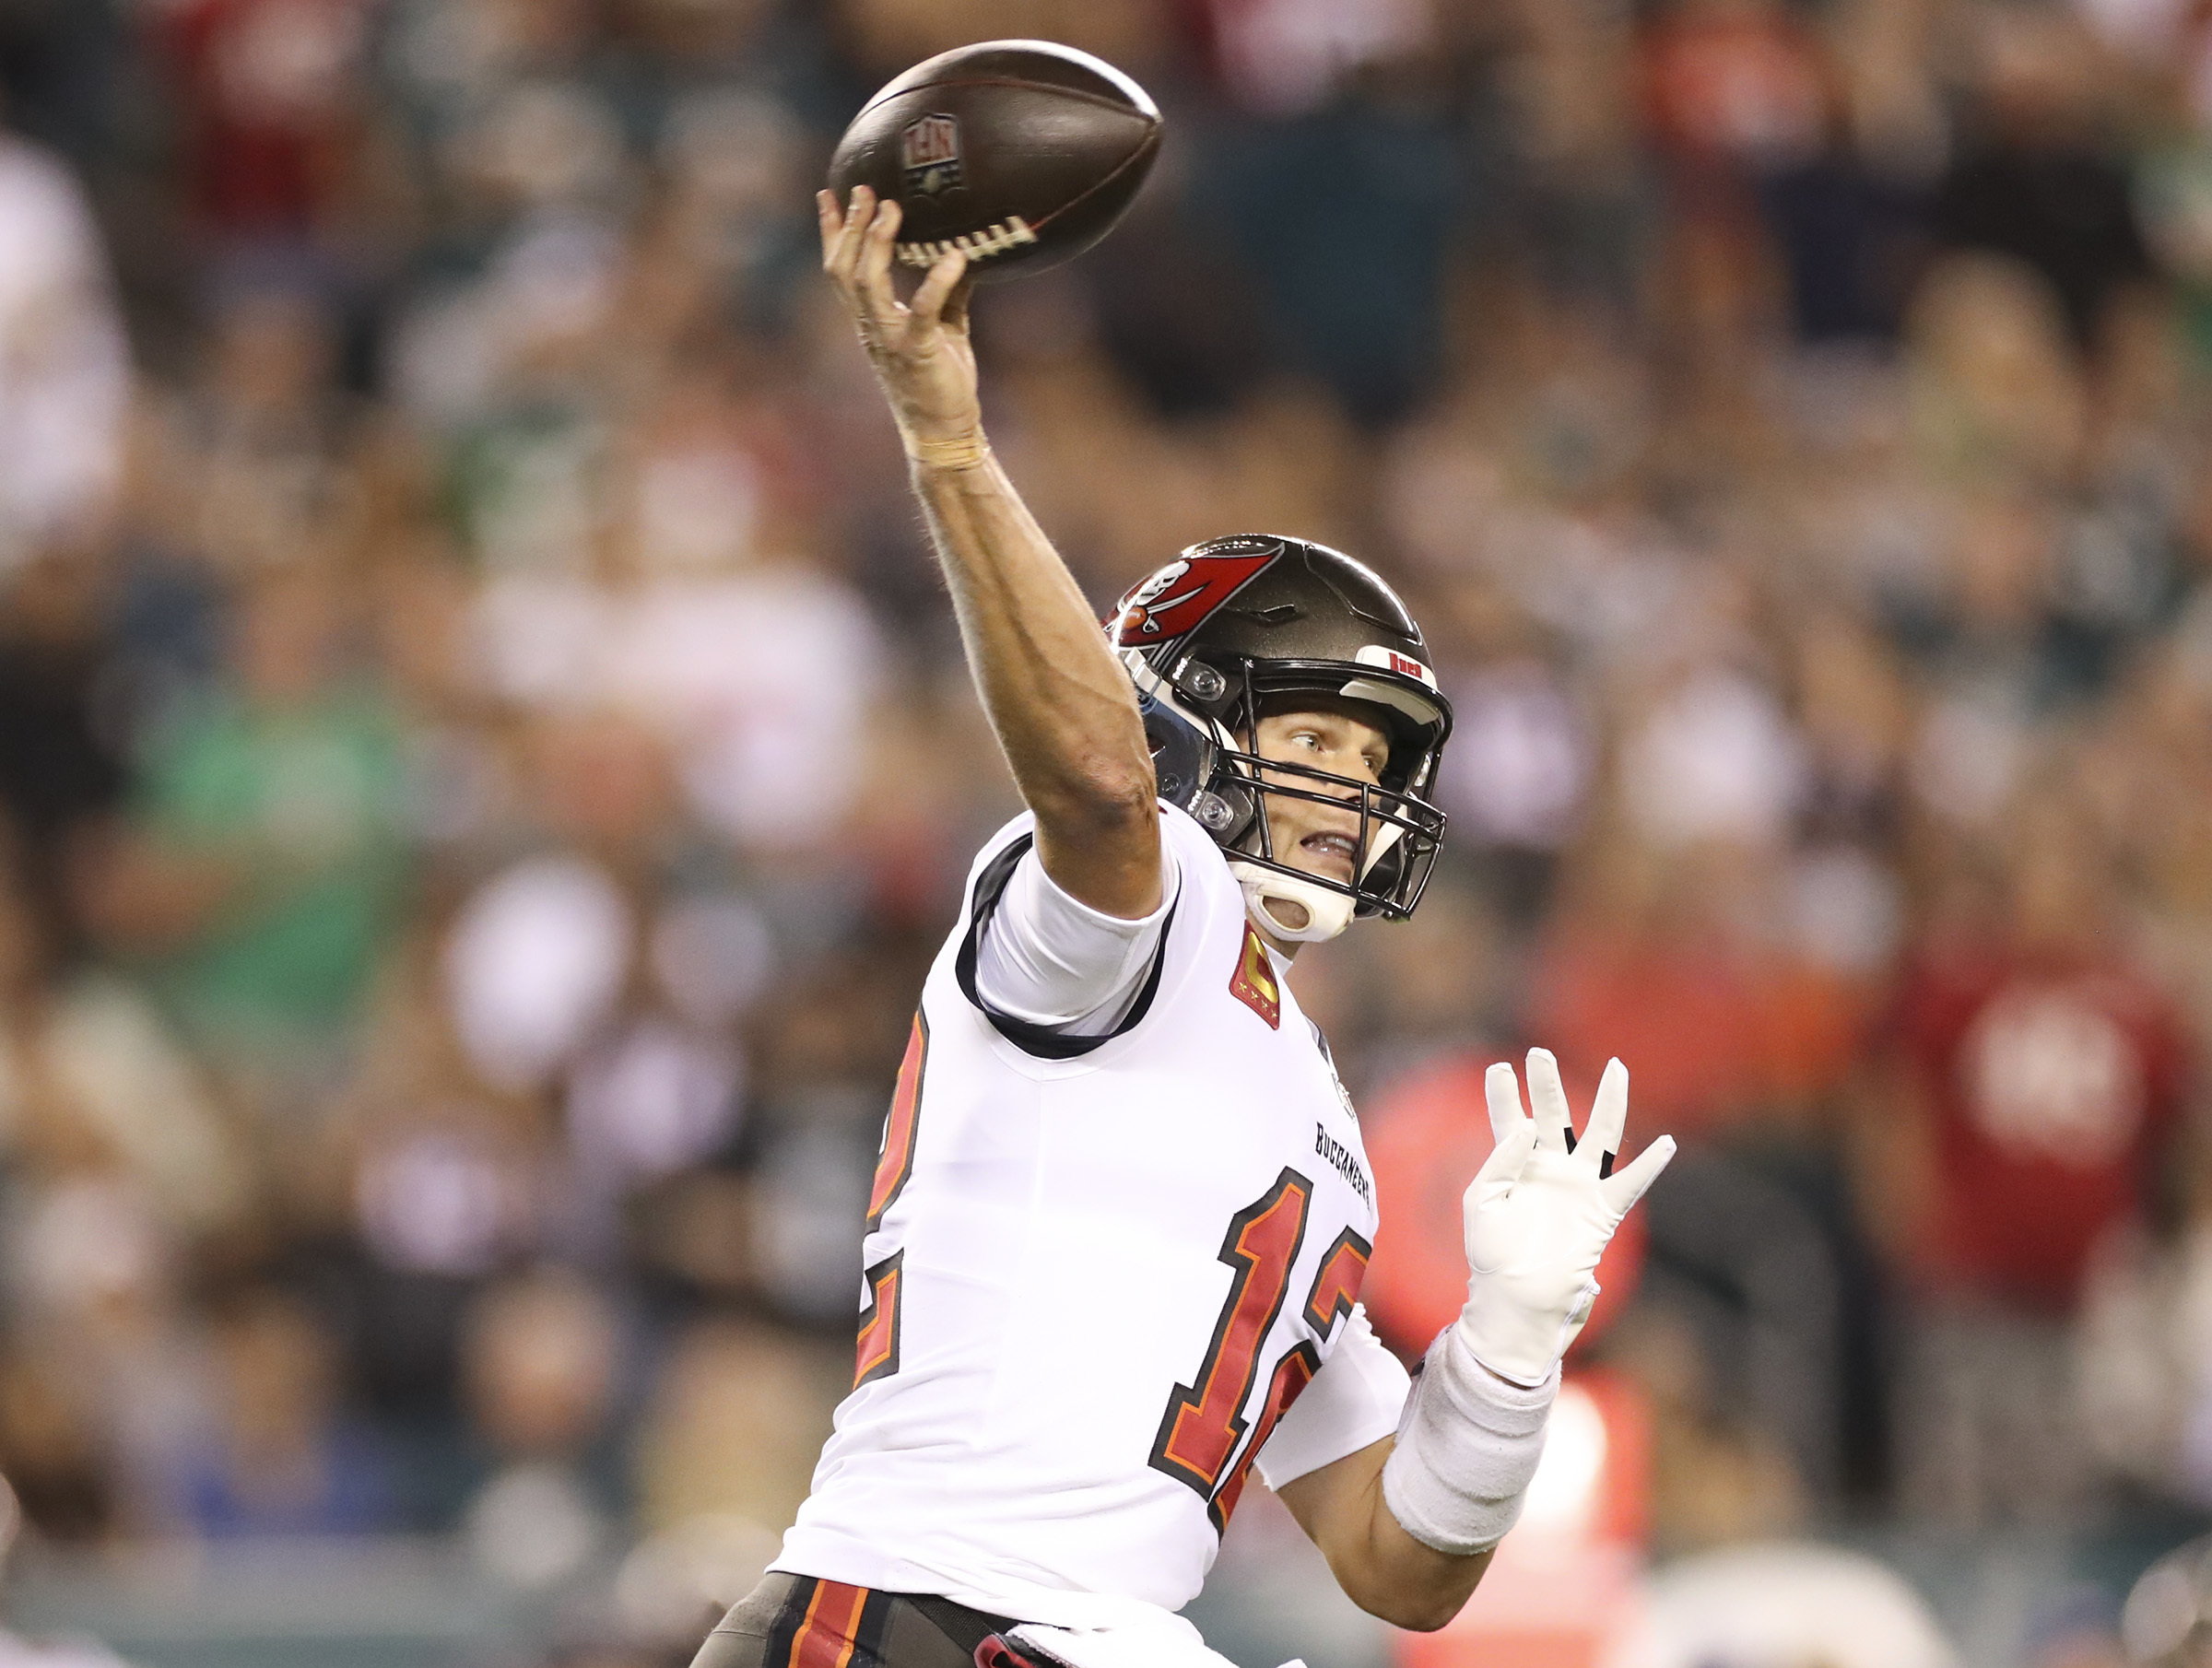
1254,1304,1411,1489
1380,1327,1555,1555
972,845,1180,1035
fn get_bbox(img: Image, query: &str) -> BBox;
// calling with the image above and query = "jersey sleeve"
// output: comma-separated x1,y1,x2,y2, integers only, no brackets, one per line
1253,1303,1411,1490
971,840,1182,1036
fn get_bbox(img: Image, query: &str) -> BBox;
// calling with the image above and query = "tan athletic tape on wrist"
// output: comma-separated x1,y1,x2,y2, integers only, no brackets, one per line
1380,1326,1557,1556
903,429,993,471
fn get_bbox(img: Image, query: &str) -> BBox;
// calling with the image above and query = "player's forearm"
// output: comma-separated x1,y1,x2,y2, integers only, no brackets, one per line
912,452,1161,910
1280,1437,1494,1632
1348,1478,1496,1632
816,189,1159,912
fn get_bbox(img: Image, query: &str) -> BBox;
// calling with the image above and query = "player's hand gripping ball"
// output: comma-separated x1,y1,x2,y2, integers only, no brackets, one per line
826,40,1162,284
1459,1050,1677,1387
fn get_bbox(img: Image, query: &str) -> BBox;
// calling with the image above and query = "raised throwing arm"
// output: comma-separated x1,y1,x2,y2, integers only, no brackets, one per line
818,187,1161,920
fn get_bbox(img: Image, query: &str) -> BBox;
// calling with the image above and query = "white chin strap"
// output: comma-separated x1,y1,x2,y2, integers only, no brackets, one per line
1230,862,1356,944
1227,801,1412,946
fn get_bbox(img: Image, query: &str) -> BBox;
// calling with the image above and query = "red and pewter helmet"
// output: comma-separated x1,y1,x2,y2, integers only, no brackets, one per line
1108,534,1452,941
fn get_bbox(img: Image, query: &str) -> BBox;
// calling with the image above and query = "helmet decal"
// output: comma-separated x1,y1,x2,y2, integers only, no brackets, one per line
1353,643,1437,689
1109,548,1277,649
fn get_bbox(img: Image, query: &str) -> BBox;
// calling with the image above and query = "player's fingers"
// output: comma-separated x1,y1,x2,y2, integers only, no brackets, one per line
1599,1134,1677,1219
1525,1047,1575,1154
1468,1120,1536,1211
940,267,978,337
1582,1058,1630,1171
828,185,874,284
911,249,969,326
1483,1061,1526,1149
857,195,903,327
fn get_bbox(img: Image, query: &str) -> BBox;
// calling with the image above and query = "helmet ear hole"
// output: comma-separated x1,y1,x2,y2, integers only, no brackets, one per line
1138,692,1206,809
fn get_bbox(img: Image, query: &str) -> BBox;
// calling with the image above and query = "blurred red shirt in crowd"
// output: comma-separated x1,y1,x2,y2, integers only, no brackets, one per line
1529,927,1865,1142
1888,944,2186,1310
1885,805,2189,1312
1522,842,1871,1145
149,0,367,240
1635,0,1830,170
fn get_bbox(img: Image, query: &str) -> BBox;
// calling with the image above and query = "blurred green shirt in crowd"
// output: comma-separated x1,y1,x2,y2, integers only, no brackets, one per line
134,687,409,1063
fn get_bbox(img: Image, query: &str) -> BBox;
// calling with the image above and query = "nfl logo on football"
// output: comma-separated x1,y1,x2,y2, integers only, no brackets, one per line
900,113,962,196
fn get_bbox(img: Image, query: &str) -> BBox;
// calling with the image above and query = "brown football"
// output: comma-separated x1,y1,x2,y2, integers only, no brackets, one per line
826,40,1162,285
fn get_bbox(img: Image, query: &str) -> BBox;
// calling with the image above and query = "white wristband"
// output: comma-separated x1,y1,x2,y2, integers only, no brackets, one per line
1380,1326,1556,1556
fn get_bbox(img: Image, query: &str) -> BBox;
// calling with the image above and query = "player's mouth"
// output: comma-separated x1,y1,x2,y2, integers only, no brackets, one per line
1298,829,1358,881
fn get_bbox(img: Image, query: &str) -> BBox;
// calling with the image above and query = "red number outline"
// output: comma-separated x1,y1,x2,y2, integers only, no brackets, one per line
868,1013,928,1231
855,1250,905,1387
1303,1228,1372,1334
1149,1169,1313,1501
1211,1344,1320,1528
1208,1226,1372,1528
1149,1181,1375,1532
855,1013,928,1389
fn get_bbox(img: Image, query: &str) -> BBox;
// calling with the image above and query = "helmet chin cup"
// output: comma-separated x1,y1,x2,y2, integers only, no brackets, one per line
1133,664,1260,844
1230,862,1356,944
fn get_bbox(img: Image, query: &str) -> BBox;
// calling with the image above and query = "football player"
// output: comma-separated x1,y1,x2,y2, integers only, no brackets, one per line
687,190,1677,1668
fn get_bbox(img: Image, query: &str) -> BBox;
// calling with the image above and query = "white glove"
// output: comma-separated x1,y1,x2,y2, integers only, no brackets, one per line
1456,1049,1676,1388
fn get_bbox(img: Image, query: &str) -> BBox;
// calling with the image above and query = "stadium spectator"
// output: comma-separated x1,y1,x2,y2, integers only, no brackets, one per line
0,127,126,566
179,1284,393,1536
1933,9,2154,350
1876,789,2190,1521
80,562,409,1101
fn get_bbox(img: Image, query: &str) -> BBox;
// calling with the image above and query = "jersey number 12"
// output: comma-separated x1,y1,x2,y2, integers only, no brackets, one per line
856,1026,1370,1534
1148,1168,1371,1531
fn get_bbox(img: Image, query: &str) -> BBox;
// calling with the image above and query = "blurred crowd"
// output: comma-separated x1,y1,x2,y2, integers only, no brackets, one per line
0,0,2210,1662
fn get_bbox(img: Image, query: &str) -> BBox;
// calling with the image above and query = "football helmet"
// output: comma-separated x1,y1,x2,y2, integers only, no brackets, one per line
1108,534,1452,942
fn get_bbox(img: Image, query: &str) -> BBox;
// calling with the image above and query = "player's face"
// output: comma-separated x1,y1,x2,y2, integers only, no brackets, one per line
1250,701,1393,887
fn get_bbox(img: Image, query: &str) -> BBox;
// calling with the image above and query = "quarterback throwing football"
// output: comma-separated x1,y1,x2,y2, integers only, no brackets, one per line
688,190,1677,1668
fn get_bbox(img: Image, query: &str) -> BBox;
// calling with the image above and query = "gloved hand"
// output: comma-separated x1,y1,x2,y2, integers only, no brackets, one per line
1456,1049,1676,1388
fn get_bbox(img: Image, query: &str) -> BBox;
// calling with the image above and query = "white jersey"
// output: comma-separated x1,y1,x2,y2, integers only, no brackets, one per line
775,805,1409,1628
